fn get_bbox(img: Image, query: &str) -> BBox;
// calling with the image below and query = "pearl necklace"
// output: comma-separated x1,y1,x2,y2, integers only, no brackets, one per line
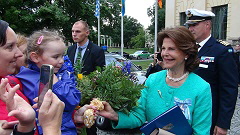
166,69,189,82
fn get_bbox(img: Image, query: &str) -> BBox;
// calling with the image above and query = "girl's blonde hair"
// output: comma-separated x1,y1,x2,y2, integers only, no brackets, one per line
16,34,28,65
27,29,65,57
16,34,28,48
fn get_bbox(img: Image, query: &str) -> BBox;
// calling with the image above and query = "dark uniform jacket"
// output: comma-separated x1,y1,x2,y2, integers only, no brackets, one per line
145,64,163,78
67,41,105,75
234,51,240,83
194,36,238,133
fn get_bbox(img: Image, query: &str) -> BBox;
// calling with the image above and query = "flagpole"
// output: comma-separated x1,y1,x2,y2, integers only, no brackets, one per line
121,0,125,57
154,0,158,53
121,15,123,57
98,13,100,46
95,0,100,46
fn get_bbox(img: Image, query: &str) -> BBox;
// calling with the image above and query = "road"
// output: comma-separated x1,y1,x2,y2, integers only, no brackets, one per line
130,58,153,62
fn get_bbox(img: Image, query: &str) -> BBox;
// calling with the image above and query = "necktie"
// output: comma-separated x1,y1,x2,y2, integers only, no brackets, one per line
74,47,83,74
76,47,83,64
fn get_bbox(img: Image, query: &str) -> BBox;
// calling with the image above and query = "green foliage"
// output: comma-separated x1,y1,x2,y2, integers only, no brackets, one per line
131,28,146,48
147,0,165,36
77,66,145,114
0,0,148,48
74,60,83,75
123,16,143,49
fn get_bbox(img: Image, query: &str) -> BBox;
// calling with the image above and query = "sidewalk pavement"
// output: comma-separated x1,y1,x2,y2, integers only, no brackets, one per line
228,87,240,135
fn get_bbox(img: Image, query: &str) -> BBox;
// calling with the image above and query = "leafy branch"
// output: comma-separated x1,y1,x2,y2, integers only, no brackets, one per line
77,65,145,114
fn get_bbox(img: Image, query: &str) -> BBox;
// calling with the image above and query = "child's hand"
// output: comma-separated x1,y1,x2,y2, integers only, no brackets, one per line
74,105,97,124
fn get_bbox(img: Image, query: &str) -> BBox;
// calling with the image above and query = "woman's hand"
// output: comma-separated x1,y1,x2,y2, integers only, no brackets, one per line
152,52,164,68
0,120,14,135
0,78,35,132
33,90,65,135
97,101,119,121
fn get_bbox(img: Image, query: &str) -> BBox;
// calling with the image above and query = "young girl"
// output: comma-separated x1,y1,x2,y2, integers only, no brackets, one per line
16,29,81,135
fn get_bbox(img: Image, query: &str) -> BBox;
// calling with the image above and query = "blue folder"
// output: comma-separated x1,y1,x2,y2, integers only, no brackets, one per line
140,105,193,135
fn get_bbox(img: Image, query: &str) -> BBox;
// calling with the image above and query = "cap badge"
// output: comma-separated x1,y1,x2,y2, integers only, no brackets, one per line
187,11,192,17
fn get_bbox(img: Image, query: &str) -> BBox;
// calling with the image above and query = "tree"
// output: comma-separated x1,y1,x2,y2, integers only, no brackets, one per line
0,0,69,35
57,0,122,43
0,0,143,47
131,28,145,48
123,16,143,48
147,0,165,36
56,0,97,42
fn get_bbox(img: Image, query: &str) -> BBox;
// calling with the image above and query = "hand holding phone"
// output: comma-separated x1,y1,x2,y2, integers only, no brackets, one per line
38,64,54,108
156,52,163,61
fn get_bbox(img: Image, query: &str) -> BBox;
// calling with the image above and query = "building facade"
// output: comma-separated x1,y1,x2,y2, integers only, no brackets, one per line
165,0,240,44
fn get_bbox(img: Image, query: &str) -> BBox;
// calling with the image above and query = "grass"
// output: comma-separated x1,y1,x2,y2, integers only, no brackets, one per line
134,60,152,71
108,47,140,54
108,47,152,71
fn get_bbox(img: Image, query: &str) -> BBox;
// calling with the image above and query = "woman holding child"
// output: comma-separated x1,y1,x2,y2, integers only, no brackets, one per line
0,19,92,135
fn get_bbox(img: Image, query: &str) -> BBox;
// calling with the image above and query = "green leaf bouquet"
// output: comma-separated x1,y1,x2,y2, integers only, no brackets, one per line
77,65,145,114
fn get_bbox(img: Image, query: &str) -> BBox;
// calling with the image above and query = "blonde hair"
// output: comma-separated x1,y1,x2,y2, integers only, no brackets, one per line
74,20,89,31
16,34,28,48
16,34,28,65
14,34,28,74
27,29,65,56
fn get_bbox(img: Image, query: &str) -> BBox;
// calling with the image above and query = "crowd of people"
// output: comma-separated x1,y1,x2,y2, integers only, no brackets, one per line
0,8,239,135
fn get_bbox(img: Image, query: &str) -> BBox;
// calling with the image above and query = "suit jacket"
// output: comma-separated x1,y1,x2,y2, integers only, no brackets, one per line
194,36,238,132
67,41,105,75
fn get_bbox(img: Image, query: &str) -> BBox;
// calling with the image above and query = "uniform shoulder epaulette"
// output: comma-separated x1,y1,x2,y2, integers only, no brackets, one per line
217,39,231,46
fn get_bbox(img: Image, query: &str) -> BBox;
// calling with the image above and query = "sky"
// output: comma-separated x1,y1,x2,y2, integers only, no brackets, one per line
125,0,155,28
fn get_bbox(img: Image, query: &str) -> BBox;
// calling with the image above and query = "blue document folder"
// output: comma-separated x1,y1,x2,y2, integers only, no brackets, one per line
140,105,193,135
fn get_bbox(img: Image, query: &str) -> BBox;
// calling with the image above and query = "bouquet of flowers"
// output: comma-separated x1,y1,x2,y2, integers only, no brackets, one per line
77,65,145,114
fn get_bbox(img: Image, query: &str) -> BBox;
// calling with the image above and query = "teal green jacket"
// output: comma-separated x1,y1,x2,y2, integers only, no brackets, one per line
113,70,212,135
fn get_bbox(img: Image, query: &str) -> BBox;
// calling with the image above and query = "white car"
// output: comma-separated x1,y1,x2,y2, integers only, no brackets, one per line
129,50,151,59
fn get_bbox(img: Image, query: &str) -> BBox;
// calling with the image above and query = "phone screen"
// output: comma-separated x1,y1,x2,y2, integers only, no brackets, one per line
38,64,54,108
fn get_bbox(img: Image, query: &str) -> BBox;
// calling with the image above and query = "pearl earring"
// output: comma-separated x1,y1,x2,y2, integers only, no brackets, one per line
185,57,187,60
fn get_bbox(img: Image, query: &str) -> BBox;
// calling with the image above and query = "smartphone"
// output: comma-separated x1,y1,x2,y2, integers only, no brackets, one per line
156,52,163,61
38,64,54,108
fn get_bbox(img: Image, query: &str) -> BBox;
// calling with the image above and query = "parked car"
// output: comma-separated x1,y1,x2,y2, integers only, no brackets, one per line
110,51,130,59
105,52,146,84
129,51,151,59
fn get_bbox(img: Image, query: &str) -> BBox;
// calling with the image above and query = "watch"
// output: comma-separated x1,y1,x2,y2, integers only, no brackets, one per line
12,124,35,135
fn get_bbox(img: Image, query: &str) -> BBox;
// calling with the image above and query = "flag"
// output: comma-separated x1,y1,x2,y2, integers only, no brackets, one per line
121,0,125,16
158,0,162,8
95,0,100,18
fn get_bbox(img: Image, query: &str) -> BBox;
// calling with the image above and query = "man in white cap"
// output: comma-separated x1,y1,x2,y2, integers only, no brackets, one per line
185,9,238,135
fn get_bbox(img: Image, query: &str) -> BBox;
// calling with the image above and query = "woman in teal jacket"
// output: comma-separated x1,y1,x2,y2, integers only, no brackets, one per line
98,26,212,135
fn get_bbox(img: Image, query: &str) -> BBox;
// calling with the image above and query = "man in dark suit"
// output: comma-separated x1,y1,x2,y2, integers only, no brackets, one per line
67,20,105,135
185,9,238,135
67,20,105,75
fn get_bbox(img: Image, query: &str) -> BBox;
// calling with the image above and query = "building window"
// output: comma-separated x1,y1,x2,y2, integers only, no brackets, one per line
212,5,228,40
180,12,187,26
